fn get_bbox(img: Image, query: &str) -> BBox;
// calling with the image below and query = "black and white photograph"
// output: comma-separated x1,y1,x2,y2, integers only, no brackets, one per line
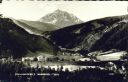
0,0,128,82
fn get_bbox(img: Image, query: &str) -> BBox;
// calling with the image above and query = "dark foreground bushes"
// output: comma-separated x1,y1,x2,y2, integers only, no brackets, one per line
0,61,126,82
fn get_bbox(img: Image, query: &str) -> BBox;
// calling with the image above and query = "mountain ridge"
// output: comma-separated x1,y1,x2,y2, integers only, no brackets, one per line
13,19,58,35
47,14,128,54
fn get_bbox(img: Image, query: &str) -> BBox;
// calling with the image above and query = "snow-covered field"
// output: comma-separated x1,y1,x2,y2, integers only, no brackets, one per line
96,51,127,61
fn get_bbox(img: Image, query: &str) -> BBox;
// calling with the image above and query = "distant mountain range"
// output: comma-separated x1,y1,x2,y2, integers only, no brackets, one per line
13,19,57,35
39,9,83,28
13,10,83,35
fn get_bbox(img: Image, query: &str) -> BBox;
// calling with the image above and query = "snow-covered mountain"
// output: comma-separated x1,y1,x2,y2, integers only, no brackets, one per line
39,9,83,28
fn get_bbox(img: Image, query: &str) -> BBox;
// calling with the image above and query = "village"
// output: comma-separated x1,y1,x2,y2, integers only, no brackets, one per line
0,50,127,73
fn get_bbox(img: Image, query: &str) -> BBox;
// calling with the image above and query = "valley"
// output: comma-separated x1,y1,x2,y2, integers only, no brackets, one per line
0,10,128,82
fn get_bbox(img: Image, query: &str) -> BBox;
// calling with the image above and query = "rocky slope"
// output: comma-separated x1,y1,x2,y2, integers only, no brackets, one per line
39,9,83,28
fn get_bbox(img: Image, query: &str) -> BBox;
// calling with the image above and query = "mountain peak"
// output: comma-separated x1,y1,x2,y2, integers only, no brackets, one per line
39,10,83,28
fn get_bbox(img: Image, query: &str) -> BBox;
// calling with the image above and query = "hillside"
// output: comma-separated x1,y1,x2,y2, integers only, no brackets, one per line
0,17,57,58
48,14,128,54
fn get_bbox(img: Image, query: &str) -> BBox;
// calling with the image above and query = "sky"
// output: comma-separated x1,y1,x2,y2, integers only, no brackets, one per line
0,1,128,22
